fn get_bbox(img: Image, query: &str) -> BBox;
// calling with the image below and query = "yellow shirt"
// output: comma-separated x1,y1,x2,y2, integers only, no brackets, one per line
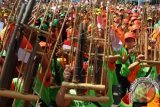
0,26,6,40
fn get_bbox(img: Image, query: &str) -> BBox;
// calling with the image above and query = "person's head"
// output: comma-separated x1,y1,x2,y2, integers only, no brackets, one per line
122,18,129,25
124,32,136,49
131,24,140,33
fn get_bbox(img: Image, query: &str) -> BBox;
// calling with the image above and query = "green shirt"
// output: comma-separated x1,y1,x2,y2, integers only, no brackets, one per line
147,66,159,80
51,58,64,83
33,77,60,106
12,58,64,106
12,78,24,107
69,62,115,107
114,47,126,64
34,58,64,106
120,47,137,77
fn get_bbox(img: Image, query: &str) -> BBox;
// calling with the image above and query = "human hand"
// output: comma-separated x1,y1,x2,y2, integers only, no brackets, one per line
136,54,145,61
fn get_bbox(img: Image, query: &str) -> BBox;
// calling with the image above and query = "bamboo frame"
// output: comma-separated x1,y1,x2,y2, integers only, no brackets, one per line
62,82,105,90
0,90,39,101
38,2,72,98
64,94,109,102
140,60,160,64
86,5,96,83
22,24,50,35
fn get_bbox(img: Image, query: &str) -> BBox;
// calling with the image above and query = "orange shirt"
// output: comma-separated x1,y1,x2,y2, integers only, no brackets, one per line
147,88,160,107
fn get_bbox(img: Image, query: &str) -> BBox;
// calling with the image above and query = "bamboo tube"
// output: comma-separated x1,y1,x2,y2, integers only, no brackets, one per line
128,60,160,71
88,49,120,59
140,63,151,67
154,46,157,61
140,60,160,65
13,0,21,21
70,6,78,65
144,32,148,60
93,38,105,41
65,94,109,102
158,37,160,61
62,82,105,90
105,55,120,60
0,90,39,101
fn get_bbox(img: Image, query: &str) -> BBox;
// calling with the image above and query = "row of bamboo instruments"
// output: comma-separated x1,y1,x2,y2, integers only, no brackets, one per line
0,0,159,106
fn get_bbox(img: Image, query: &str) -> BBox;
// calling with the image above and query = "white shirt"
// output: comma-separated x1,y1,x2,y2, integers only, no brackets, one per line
0,21,4,32
110,29,123,51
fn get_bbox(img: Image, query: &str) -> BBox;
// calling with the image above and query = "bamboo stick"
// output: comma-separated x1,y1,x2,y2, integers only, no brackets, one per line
154,46,157,61
93,38,105,41
105,54,120,59
128,60,160,71
158,37,160,61
22,24,50,35
64,94,109,102
70,6,78,65
144,32,148,60
62,82,105,90
0,90,39,101
140,60,160,64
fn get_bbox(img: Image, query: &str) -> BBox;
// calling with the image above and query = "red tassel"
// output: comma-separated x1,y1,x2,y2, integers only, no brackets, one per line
108,62,115,71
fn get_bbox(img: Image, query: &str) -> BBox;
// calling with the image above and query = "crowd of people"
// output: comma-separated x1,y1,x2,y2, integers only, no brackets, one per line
0,0,160,107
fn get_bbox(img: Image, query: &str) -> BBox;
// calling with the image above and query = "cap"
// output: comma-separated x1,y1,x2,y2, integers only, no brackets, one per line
42,24,49,30
131,17,137,21
51,19,59,27
60,13,65,17
123,19,129,24
124,32,136,39
132,13,139,17
134,20,141,25
131,24,140,31
147,17,152,21
4,13,8,17
114,17,120,23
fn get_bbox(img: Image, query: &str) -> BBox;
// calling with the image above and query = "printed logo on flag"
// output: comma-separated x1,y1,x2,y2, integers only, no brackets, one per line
130,77,159,104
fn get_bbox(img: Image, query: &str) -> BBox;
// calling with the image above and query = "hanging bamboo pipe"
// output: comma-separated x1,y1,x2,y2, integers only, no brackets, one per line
144,32,148,60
